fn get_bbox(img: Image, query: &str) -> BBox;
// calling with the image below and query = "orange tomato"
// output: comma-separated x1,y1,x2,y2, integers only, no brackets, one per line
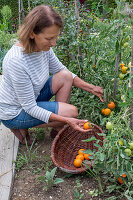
118,177,124,184
84,154,91,160
120,63,125,69
73,158,82,168
108,101,115,109
83,122,92,130
122,174,126,178
104,108,111,116
78,149,85,155
76,154,84,161
101,108,105,115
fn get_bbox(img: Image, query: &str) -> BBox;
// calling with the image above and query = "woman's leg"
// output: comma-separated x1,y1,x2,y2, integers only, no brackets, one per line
52,70,73,103
10,128,33,145
10,70,76,142
35,70,78,129
35,70,77,131
35,101,78,129
34,101,78,138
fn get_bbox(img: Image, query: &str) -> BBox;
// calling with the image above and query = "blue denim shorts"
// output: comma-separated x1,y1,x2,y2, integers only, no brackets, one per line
1,76,59,129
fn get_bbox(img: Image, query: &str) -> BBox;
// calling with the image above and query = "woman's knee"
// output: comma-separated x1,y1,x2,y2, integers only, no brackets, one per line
60,70,73,81
71,105,78,118
52,70,73,95
58,103,78,118
57,70,73,83
64,104,78,118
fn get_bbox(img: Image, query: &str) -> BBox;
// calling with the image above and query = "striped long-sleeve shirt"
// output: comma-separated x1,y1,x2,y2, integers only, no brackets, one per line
0,45,76,123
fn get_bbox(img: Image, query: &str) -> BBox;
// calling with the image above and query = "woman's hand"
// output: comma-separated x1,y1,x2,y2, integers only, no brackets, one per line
91,85,104,102
73,76,104,102
66,118,91,132
49,113,90,132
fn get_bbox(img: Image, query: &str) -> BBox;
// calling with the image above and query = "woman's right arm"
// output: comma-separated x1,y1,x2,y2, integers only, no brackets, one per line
49,113,88,132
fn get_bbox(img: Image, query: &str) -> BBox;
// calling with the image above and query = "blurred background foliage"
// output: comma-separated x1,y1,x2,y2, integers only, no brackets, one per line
0,0,132,30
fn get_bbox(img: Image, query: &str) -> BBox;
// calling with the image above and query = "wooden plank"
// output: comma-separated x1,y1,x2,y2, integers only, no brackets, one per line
0,125,19,200
0,75,19,200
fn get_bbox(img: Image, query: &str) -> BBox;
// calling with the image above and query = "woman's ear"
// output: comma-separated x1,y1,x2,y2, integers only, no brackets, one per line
30,32,35,39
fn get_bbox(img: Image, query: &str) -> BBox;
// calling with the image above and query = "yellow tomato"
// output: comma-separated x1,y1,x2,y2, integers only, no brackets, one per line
118,139,123,146
121,66,128,74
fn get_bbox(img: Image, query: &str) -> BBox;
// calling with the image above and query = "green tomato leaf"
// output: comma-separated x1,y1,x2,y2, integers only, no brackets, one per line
94,143,101,148
54,178,64,185
99,153,105,161
82,136,96,142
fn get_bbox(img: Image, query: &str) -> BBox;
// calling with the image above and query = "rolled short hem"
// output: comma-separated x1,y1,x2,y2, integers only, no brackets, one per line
1,101,59,129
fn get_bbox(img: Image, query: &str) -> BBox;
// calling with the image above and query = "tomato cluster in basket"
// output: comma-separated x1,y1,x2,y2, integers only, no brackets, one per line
73,149,92,168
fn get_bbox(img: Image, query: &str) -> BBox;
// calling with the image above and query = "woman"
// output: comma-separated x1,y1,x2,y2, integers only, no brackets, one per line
0,5,104,145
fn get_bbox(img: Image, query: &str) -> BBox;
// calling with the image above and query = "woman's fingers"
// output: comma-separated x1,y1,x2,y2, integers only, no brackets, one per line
92,86,104,102
98,95,105,102
76,127,90,132
68,119,93,132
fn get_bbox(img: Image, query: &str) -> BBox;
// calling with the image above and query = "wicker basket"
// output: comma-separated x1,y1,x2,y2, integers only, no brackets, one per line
51,124,104,174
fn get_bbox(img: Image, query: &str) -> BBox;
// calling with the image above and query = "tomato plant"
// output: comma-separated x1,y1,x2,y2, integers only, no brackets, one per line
53,3,133,197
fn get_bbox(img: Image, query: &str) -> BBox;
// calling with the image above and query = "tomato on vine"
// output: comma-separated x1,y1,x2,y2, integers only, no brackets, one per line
108,101,115,109
118,177,124,184
106,122,113,130
124,148,132,156
128,142,133,150
121,66,128,74
118,139,123,146
104,108,111,116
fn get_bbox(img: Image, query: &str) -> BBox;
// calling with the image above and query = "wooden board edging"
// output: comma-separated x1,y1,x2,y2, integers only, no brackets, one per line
0,75,19,200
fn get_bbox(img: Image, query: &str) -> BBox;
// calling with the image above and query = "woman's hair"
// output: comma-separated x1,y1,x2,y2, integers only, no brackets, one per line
18,5,63,53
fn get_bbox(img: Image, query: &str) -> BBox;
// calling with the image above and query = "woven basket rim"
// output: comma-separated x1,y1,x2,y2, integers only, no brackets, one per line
51,124,104,174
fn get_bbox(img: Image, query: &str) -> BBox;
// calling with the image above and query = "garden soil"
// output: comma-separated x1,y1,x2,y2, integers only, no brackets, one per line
10,128,125,200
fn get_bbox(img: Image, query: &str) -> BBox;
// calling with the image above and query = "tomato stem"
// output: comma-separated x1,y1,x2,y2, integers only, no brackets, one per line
97,176,103,194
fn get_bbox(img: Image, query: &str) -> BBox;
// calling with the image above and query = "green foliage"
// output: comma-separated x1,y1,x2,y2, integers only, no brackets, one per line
0,0,28,32
88,189,99,197
82,106,133,198
0,31,17,49
1,5,12,19
0,5,12,31
38,167,64,190
0,0,18,17
0,3,16,32
74,178,84,200
15,138,38,170
0,31,18,74
0,49,7,74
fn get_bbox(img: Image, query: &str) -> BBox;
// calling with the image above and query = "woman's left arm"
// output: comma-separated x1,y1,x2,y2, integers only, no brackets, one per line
73,76,104,102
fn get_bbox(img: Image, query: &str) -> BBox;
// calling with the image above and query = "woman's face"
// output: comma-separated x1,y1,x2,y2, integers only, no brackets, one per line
30,24,60,52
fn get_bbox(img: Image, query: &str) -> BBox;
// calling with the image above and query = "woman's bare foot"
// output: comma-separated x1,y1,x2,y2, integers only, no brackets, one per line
10,128,33,146
50,129,58,139
50,126,64,139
